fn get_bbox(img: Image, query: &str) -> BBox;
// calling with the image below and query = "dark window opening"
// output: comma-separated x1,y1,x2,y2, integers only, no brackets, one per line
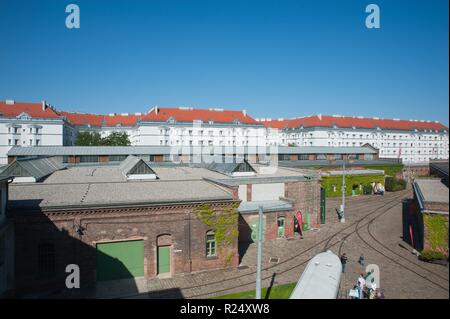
38,243,55,277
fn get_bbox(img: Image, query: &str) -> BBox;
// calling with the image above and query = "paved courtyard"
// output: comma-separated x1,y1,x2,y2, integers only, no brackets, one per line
96,188,448,299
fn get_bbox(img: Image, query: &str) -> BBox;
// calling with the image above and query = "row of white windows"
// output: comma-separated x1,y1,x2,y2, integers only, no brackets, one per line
289,132,447,140
8,139,40,146
7,127,41,134
159,140,251,146
160,129,255,137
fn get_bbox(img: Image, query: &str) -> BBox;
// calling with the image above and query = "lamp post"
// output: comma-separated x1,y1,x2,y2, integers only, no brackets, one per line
256,205,263,299
341,159,346,223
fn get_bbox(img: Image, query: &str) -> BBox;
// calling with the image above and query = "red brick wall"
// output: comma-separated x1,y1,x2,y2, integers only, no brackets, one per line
11,201,239,296
98,155,109,163
68,156,79,164
284,180,321,229
238,211,295,242
246,184,252,202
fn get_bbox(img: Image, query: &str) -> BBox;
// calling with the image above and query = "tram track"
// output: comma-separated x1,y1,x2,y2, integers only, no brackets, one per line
332,189,448,293
122,191,410,299
366,221,449,283
180,191,409,298
357,213,449,292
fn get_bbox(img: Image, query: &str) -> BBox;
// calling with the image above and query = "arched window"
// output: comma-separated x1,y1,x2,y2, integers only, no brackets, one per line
206,231,216,257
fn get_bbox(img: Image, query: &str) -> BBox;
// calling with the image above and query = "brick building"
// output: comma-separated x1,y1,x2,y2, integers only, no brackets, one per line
5,156,321,297
403,178,449,257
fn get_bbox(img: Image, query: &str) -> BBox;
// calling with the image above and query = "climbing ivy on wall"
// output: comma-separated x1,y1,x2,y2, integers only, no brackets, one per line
321,174,385,197
193,203,239,266
423,214,449,253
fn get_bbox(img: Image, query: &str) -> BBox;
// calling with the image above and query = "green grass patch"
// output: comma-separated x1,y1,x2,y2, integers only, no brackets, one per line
211,282,296,299
423,214,449,253
321,174,385,197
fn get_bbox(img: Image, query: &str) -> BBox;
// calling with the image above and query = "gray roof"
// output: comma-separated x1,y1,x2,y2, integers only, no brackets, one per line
0,157,65,181
278,159,400,168
238,200,293,213
277,146,378,154
119,155,156,176
430,161,449,178
205,175,312,187
8,179,234,210
207,159,256,176
413,179,449,206
322,169,385,176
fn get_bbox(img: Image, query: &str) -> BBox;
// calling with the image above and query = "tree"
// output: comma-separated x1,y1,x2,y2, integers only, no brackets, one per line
101,132,131,146
74,131,131,146
75,132,102,146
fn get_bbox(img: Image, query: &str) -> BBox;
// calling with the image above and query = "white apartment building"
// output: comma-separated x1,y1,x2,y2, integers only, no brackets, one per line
0,100,75,165
258,114,449,164
1,100,448,165
134,107,266,147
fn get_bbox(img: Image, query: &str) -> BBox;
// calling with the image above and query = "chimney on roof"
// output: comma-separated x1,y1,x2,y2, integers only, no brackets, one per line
318,114,322,120
243,109,247,117
5,99,14,105
42,100,47,111
155,106,159,115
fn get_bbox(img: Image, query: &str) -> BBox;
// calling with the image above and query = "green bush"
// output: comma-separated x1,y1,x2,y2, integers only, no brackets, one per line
385,176,406,192
394,179,407,191
363,184,373,195
419,250,447,261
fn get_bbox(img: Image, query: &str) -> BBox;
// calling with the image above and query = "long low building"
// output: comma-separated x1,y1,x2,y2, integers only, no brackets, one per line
5,145,380,166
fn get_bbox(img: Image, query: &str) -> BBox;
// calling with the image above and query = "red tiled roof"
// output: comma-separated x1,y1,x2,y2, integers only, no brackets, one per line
0,101,60,119
259,115,448,132
142,107,259,125
103,114,143,127
59,111,105,127
60,112,143,127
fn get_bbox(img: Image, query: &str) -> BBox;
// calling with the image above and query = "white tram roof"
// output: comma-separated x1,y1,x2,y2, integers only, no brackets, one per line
290,250,342,299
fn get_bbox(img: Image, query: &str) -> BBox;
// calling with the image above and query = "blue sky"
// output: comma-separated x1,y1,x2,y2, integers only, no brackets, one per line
0,0,448,125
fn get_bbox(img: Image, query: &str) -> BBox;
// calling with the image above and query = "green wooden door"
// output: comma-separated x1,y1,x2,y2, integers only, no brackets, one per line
320,187,326,224
250,217,266,242
96,240,144,282
157,246,170,274
277,217,285,238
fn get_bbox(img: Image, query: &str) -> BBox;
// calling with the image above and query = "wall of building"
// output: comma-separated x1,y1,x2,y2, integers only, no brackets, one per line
284,180,321,229
11,202,239,297
0,119,72,164
265,126,449,164
0,180,14,297
238,211,295,242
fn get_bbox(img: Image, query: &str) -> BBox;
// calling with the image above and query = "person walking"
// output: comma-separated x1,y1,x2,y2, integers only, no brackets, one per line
358,254,365,267
357,273,366,299
340,253,348,273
